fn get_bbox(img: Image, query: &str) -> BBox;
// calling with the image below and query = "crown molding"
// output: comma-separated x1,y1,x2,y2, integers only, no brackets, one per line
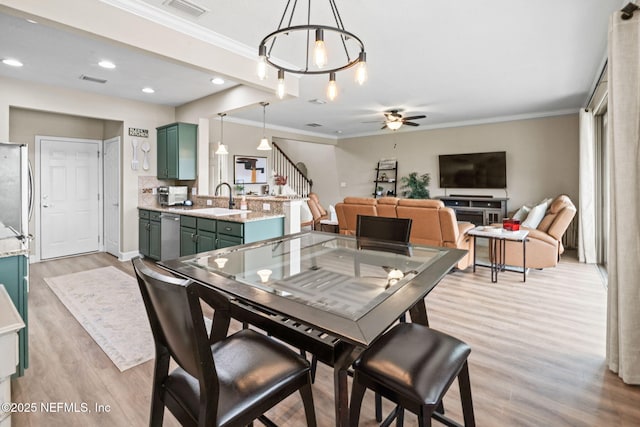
343,109,580,140
99,0,300,76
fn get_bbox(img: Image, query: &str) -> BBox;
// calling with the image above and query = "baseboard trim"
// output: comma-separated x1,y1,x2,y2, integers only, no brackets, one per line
119,251,140,262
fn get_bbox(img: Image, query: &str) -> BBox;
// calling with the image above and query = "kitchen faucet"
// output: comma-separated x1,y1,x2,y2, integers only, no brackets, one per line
214,182,235,209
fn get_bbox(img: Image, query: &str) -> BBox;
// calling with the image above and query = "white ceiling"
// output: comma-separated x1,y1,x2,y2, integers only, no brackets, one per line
0,0,623,138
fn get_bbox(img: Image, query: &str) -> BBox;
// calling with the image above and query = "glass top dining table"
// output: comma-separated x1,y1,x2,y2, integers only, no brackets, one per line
160,231,466,426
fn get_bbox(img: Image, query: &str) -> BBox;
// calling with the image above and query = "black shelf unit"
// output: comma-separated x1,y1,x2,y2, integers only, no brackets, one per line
438,196,508,225
373,160,398,198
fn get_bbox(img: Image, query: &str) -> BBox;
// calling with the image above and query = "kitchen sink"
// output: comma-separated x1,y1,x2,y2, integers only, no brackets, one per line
190,207,250,216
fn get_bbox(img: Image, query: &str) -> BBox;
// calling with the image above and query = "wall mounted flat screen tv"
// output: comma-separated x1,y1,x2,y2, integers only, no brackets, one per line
439,151,507,189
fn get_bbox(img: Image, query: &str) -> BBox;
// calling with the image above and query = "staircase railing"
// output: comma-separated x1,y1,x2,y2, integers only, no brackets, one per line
271,141,312,196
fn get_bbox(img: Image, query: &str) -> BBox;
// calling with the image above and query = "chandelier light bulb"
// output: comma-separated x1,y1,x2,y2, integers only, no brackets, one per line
387,120,403,131
327,72,338,101
314,28,328,68
355,52,368,85
257,45,268,80
276,69,286,99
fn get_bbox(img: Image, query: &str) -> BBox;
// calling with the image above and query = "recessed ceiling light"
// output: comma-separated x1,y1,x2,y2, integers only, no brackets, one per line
142,87,155,94
211,77,225,85
98,60,116,69
26,19,38,24
2,58,23,67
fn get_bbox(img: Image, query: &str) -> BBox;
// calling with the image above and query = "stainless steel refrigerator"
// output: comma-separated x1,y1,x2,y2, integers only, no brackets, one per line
0,142,31,240
0,142,32,376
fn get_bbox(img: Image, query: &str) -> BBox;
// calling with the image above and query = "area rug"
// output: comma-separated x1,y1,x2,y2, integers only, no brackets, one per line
44,266,154,372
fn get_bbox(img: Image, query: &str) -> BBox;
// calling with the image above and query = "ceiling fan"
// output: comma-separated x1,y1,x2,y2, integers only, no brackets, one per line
381,110,427,130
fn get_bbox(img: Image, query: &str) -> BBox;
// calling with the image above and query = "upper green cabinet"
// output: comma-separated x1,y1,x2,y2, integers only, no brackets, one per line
157,122,197,180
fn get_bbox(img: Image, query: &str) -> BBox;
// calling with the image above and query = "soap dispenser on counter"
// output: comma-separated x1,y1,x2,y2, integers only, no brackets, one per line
240,196,248,210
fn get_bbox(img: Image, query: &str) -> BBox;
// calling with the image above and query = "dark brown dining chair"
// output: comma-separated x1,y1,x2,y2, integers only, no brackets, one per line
350,323,475,427
132,257,317,427
356,214,413,248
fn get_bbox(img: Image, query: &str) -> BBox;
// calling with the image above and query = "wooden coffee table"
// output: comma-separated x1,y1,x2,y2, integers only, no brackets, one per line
467,226,529,283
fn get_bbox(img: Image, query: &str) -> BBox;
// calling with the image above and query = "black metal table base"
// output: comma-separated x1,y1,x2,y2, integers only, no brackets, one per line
472,235,527,283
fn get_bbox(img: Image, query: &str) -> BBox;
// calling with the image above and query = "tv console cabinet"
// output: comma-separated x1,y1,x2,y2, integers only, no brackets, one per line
438,196,508,226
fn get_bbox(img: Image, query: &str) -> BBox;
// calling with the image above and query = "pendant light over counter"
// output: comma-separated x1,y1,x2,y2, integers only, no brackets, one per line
257,0,367,101
214,113,228,155
257,102,272,151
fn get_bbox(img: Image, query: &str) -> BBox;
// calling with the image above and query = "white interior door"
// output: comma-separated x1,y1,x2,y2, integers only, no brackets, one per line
104,137,120,257
40,138,101,259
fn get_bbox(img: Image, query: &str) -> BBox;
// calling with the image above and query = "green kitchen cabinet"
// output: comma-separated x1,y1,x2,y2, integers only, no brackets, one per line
180,216,217,256
0,254,28,377
216,217,284,249
157,122,197,180
139,209,161,260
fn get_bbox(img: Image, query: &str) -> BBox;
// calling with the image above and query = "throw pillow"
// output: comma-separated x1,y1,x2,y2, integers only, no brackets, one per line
522,202,548,229
512,205,531,221
300,202,313,222
329,204,337,222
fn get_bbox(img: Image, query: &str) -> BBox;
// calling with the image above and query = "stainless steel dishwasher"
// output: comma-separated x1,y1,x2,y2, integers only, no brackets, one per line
160,213,180,260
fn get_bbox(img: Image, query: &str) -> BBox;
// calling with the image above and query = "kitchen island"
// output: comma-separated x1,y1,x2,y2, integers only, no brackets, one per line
138,205,285,260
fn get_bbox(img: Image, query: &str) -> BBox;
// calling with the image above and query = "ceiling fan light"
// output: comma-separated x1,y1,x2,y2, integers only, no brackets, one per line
387,121,403,131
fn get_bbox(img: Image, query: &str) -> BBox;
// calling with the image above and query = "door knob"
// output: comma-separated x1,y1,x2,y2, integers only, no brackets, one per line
42,203,53,208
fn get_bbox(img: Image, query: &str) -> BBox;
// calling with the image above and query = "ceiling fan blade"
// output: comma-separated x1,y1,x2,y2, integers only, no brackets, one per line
381,124,388,130
404,122,420,126
403,115,426,121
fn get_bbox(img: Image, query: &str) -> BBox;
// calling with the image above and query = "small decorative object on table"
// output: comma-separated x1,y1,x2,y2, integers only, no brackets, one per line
502,218,521,231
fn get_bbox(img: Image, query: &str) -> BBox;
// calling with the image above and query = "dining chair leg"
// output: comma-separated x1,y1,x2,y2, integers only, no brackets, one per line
458,361,476,427
396,406,404,427
375,393,382,421
349,377,367,427
299,378,318,427
310,355,318,383
149,352,170,427
418,409,432,427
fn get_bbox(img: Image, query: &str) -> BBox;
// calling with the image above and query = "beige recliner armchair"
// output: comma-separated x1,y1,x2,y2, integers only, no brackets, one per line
502,194,577,269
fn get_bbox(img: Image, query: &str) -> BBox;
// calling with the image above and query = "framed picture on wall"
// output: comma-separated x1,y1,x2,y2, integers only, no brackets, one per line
234,155,268,184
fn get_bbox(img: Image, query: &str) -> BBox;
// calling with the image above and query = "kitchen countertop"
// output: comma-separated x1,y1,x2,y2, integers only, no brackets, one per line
0,237,29,259
138,205,285,223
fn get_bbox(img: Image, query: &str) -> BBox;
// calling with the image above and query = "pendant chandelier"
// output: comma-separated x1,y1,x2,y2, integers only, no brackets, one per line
215,113,228,155
257,102,272,151
257,0,367,101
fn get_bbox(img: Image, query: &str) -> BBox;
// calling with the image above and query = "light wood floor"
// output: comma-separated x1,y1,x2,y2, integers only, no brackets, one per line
11,251,640,426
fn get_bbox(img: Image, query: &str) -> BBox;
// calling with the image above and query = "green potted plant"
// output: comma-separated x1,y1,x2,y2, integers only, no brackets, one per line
234,184,245,195
376,186,384,196
400,172,431,199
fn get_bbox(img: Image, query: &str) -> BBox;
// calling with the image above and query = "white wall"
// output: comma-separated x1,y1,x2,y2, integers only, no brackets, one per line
204,120,337,197
0,76,175,255
335,114,580,211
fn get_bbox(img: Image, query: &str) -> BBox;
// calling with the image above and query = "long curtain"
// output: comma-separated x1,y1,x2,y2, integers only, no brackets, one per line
606,10,640,385
578,109,597,263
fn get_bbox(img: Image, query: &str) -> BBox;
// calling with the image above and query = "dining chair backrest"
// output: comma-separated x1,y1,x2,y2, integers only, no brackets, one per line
356,214,413,243
132,257,217,382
